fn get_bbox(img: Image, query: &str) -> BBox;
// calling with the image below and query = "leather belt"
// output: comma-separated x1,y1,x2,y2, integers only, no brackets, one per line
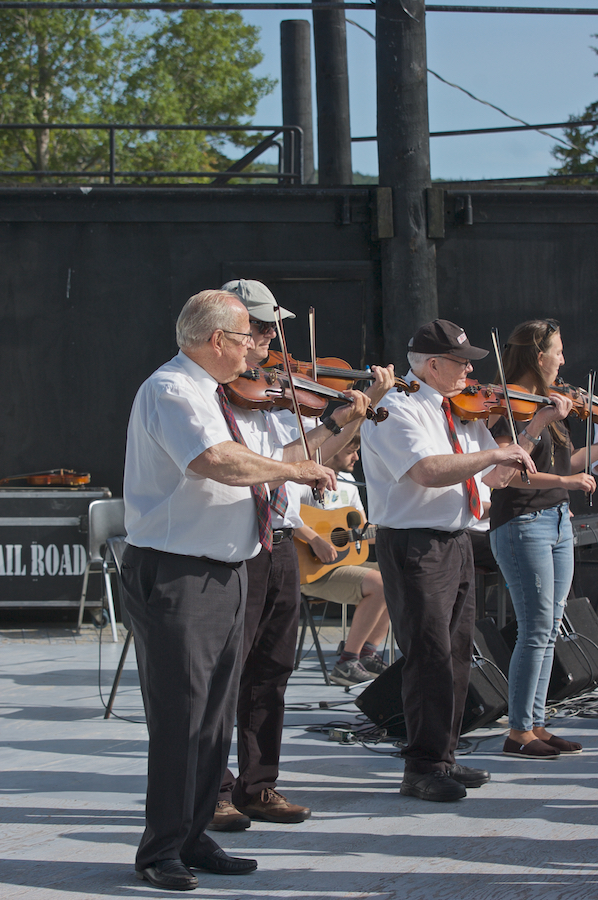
378,526,466,538
272,528,294,544
198,556,244,569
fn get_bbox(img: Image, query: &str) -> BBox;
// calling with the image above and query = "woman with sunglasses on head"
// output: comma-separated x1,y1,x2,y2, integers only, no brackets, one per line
490,318,597,760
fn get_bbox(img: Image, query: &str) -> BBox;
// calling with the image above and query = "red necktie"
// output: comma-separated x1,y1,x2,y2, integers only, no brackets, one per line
217,385,273,552
270,485,288,519
441,398,482,520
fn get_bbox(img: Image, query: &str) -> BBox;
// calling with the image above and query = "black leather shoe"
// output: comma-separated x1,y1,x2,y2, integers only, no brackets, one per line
135,859,198,891
182,847,257,876
400,770,467,802
447,763,491,788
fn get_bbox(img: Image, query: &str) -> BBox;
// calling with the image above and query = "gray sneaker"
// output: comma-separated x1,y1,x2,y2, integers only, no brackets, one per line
330,657,373,687
359,654,388,676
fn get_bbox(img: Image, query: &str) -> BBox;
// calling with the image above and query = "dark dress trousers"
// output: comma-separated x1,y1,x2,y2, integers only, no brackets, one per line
376,527,476,774
121,544,248,869
219,534,301,805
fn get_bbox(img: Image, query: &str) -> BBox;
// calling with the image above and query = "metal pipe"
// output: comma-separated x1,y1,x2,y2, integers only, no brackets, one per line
313,0,352,186
281,20,314,184
109,128,115,185
352,118,598,141
376,0,438,366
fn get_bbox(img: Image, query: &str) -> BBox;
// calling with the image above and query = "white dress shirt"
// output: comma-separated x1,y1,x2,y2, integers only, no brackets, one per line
361,371,497,532
234,407,303,530
124,351,261,562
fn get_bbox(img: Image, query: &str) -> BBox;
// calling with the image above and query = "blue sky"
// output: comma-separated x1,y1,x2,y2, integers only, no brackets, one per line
237,1,598,180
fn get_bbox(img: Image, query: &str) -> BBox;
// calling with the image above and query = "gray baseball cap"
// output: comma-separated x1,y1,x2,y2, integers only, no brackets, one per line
221,279,296,322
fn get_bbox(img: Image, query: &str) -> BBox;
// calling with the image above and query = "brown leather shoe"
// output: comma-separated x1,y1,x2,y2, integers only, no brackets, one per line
236,789,311,824
208,800,251,832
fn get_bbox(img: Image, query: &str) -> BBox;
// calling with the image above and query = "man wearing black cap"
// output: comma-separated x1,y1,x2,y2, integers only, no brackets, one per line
361,319,538,802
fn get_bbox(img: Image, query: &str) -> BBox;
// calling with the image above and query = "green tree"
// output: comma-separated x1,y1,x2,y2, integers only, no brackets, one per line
551,35,598,183
0,7,275,183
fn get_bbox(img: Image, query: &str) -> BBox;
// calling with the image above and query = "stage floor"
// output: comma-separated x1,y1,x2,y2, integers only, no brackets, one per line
1,623,597,900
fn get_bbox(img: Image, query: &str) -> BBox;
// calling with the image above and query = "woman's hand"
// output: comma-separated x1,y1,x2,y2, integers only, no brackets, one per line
564,473,596,494
532,392,572,429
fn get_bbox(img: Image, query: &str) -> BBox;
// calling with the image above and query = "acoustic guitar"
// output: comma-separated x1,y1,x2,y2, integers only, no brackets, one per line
295,504,377,584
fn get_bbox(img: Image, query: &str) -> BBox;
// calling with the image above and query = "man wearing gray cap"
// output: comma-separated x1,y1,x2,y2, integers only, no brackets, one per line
211,279,394,830
361,319,538,803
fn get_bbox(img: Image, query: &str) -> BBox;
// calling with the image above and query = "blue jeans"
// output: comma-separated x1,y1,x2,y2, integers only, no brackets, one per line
490,502,573,731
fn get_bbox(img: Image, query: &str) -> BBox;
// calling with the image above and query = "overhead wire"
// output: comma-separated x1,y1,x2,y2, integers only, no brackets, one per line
346,17,598,169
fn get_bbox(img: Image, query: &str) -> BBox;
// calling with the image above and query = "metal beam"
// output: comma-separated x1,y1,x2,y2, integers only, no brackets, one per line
2,3,598,12
352,119,598,142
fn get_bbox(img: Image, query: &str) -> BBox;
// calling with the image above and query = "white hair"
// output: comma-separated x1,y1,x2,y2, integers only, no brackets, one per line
407,350,434,375
176,289,241,349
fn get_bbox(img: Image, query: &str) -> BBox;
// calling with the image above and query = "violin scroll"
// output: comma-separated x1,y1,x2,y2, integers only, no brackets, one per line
395,377,420,395
552,377,598,423
366,405,389,425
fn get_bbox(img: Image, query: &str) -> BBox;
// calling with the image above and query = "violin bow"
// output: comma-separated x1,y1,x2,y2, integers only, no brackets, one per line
274,304,326,504
585,369,595,508
491,327,530,485
308,306,323,466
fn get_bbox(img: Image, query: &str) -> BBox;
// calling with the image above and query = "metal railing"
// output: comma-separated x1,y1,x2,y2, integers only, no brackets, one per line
0,123,304,185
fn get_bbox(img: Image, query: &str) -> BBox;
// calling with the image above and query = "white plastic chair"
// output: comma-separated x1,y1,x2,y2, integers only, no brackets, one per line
76,498,125,642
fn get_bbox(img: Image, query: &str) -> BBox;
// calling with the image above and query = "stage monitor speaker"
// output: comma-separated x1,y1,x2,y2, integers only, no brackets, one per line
502,597,598,702
354,657,407,739
462,618,509,733
356,618,511,738
473,616,511,677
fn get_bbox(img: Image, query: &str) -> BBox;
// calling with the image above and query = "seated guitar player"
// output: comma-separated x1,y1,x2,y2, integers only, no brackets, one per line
294,435,391,686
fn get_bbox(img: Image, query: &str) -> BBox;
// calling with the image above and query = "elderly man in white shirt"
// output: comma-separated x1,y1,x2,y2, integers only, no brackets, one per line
361,319,537,803
122,289,337,890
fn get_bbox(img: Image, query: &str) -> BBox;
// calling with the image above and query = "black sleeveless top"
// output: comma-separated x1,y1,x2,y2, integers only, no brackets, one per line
489,418,571,531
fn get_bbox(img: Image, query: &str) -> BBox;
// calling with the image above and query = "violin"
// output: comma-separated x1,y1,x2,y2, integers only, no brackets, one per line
450,379,553,422
224,365,389,423
451,378,598,424
225,366,327,417
263,350,419,396
0,468,91,486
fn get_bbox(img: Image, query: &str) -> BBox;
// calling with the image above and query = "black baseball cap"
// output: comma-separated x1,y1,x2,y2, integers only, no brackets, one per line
408,319,488,360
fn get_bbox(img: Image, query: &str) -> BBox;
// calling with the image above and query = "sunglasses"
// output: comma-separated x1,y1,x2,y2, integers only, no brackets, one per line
249,319,277,335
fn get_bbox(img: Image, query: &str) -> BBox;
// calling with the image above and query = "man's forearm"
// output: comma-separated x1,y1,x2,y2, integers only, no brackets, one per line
189,441,297,486
409,448,504,488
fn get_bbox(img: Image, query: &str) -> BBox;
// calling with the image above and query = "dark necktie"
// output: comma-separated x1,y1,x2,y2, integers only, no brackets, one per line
217,385,273,552
441,397,482,520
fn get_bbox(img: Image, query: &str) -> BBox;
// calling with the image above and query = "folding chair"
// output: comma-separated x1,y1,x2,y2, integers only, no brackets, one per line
77,498,125,642
295,593,332,685
103,536,135,719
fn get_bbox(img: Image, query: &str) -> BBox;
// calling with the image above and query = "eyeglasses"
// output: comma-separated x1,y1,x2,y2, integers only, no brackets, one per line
437,355,472,370
544,318,559,336
249,319,277,335
221,330,254,346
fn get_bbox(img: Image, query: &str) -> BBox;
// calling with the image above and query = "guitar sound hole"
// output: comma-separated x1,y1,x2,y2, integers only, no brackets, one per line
330,527,349,548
